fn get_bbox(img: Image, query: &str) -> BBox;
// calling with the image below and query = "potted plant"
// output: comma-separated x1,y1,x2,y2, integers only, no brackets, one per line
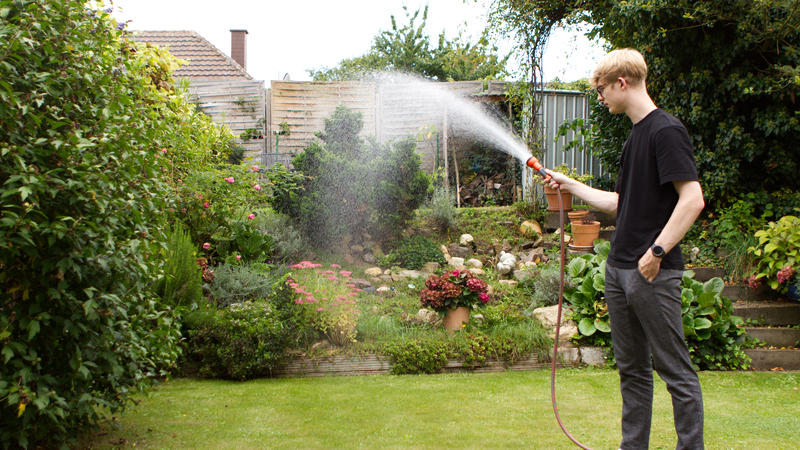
540,164,593,212
420,270,491,331
747,215,800,299
570,213,601,248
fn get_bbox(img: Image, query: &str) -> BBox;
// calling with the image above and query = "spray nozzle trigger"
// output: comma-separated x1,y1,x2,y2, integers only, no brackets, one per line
526,156,552,182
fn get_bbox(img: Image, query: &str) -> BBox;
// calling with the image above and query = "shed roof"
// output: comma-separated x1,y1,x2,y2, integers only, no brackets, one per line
130,30,252,80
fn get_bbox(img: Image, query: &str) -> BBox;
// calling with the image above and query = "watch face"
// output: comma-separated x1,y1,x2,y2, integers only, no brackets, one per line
652,245,665,257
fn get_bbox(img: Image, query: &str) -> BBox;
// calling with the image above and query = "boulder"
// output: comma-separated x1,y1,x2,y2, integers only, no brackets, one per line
362,252,376,264
465,258,483,269
580,347,607,366
376,286,392,296
365,267,383,277
519,220,543,237
351,278,372,289
532,305,578,341
392,269,426,281
498,279,518,288
448,243,473,259
513,267,535,282
421,261,441,273
448,257,466,270
468,268,486,277
459,233,475,247
414,309,441,326
496,251,517,274
350,244,364,254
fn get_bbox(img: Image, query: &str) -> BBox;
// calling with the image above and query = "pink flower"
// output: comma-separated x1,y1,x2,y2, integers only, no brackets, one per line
202,242,211,250
327,276,338,281
251,165,259,171
203,202,210,209
224,177,234,184
197,193,203,199
289,283,299,289
777,266,796,284
248,213,255,220
479,292,490,303
160,148,167,154
253,184,262,191
340,270,352,277
323,270,335,274
316,307,324,312
294,299,304,304
330,264,342,269
236,255,242,261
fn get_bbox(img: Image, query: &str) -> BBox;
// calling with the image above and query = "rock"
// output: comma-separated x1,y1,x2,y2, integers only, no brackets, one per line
558,342,580,364
440,244,450,257
498,279,518,288
379,274,393,283
465,258,483,269
513,268,535,282
468,268,486,277
365,267,383,277
580,347,607,366
421,261,440,273
496,251,517,274
350,244,364,254
519,220,543,237
343,253,356,265
459,233,475,247
384,269,392,275
414,309,440,326
376,286,392,296
448,243,473,259
532,305,578,342
362,252,376,264
351,278,372,289
449,257,465,270
397,269,425,280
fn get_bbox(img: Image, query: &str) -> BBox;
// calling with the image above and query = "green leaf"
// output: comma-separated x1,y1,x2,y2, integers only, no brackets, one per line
578,317,596,336
698,292,717,308
703,278,724,295
567,258,586,278
693,317,712,330
594,318,611,333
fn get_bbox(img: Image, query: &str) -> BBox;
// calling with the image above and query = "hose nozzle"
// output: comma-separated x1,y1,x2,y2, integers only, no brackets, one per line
526,156,551,182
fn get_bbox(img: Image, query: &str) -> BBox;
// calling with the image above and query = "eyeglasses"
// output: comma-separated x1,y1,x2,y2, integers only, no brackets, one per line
596,84,607,96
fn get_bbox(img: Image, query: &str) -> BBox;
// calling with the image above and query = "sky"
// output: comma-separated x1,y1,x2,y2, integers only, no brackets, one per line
109,0,606,83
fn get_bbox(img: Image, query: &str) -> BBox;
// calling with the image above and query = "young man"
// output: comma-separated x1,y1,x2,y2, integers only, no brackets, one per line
546,48,706,449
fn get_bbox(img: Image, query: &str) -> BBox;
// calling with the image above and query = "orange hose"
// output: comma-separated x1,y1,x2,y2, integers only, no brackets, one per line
550,187,592,449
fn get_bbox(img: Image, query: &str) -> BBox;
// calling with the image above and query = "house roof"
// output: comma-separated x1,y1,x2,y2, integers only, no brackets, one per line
130,30,252,80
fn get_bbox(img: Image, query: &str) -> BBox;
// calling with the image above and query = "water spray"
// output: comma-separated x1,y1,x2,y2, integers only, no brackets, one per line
526,156,591,450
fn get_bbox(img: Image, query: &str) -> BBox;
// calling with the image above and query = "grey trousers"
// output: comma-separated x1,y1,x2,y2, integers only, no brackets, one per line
605,265,704,450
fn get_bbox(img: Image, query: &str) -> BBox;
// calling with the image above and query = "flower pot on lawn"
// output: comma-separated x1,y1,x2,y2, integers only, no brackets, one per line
544,185,572,212
443,306,470,332
571,221,601,248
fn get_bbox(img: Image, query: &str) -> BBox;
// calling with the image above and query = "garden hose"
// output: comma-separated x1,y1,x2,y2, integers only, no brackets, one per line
550,187,591,450
526,156,590,449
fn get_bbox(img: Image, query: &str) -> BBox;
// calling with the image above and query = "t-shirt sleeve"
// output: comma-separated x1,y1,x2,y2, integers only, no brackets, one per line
654,125,698,185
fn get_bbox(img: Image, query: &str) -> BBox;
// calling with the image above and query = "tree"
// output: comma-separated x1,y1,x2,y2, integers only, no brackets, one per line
489,0,800,209
309,6,508,81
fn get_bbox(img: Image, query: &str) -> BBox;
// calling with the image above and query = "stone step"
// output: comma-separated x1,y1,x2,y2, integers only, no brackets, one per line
733,300,800,326
723,284,777,301
743,327,800,347
744,348,800,371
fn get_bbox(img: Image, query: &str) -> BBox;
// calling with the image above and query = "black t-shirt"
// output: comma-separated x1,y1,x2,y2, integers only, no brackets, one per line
608,109,698,270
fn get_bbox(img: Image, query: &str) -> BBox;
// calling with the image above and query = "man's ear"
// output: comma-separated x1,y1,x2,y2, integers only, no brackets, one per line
617,77,628,90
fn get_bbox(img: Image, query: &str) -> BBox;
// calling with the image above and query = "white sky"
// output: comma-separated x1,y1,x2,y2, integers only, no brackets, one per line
109,0,606,82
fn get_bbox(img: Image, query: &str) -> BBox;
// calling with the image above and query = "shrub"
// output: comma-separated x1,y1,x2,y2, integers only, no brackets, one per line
387,235,446,270
383,338,450,375
424,186,458,232
563,241,750,369
0,2,186,445
181,295,307,380
249,208,305,263
154,224,204,307
207,263,289,308
522,262,563,309
748,215,800,292
288,105,430,246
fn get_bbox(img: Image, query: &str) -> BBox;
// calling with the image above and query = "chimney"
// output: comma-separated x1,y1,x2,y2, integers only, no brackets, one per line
230,29,248,70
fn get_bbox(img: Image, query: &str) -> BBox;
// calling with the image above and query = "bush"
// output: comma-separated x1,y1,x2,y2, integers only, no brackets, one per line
383,338,450,375
564,241,750,369
748,215,800,292
0,2,186,445
521,262,563,309
249,208,305,263
154,224,204,307
424,186,458,232
288,105,430,246
387,235,446,270
181,295,308,380
207,263,289,308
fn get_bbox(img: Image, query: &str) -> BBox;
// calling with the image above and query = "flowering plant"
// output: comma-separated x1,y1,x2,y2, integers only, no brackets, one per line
747,215,800,292
420,270,491,315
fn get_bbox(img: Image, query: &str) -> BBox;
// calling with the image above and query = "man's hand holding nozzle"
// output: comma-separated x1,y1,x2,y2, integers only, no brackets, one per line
544,169,573,192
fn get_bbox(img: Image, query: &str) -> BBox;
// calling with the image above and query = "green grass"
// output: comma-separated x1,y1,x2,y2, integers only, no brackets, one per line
81,369,800,449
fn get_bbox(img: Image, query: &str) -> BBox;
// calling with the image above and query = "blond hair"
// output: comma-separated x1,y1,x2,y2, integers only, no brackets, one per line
590,48,648,88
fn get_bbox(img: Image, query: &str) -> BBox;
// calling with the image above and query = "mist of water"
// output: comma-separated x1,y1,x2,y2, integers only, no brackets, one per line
372,72,533,164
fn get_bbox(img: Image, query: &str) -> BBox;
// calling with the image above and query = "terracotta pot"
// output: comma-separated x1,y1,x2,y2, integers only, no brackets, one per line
443,306,470,332
567,209,589,223
571,220,601,247
544,185,572,212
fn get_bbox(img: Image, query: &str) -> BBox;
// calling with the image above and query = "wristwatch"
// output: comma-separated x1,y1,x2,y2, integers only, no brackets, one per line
651,244,666,258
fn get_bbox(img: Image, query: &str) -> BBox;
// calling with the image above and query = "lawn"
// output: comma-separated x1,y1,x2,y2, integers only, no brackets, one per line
82,369,799,449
